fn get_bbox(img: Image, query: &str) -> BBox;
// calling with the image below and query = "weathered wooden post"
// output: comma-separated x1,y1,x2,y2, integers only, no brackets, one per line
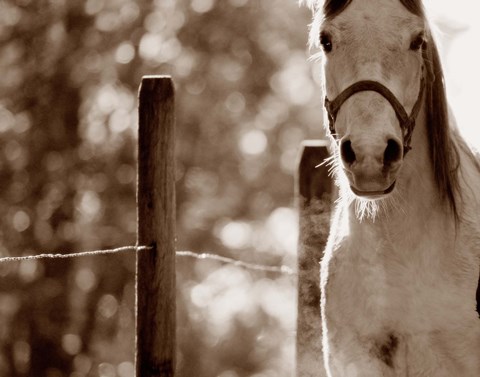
136,76,176,376
296,140,334,377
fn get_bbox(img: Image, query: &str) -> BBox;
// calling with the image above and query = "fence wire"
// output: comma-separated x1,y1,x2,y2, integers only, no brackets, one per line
0,245,296,276
177,250,296,275
0,245,152,262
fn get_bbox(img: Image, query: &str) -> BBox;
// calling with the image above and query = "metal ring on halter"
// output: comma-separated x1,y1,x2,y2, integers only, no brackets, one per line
324,72,426,155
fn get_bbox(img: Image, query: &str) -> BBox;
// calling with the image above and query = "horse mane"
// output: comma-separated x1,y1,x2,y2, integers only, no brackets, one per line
423,36,460,218
310,0,460,217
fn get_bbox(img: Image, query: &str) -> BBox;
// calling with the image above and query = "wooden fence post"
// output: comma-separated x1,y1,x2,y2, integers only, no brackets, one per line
136,76,176,377
296,140,334,377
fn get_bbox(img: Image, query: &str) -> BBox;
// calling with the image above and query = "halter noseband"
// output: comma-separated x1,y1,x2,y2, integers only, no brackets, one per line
324,74,425,155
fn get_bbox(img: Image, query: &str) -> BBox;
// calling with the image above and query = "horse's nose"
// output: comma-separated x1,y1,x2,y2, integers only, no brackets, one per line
340,136,403,169
383,138,402,167
340,139,357,167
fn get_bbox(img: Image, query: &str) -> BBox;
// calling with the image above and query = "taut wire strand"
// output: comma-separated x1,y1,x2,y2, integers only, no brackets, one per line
176,250,296,276
0,245,153,263
0,246,296,276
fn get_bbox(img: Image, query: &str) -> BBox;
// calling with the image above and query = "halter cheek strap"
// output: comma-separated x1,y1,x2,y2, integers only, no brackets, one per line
324,75,425,155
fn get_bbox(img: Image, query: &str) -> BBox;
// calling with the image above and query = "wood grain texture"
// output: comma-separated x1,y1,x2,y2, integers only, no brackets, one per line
136,76,176,377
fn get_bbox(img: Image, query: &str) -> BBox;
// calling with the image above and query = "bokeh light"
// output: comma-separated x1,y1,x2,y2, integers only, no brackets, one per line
239,130,268,156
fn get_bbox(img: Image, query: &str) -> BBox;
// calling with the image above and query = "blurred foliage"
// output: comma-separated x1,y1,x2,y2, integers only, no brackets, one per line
0,0,325,376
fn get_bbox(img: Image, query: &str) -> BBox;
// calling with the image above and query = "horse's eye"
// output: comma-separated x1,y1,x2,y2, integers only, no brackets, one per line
320,32,333,53
410,33,425,50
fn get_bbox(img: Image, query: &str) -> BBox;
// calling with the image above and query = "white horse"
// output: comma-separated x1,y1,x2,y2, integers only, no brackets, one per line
304,0,480,375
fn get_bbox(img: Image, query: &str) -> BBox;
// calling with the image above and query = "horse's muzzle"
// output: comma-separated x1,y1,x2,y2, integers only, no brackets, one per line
340,136,402,199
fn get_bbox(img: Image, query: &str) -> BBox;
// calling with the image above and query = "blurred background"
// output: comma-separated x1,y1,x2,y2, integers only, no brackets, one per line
0,1,321,376
0,0,477,376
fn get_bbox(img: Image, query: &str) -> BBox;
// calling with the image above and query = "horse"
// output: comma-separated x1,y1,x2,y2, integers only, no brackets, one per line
303,0,480,375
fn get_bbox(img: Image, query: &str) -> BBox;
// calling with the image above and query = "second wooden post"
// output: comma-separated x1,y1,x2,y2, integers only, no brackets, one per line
296,140,333,377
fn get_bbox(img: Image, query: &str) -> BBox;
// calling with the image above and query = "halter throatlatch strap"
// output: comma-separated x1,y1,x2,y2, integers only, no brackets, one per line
324,76,425,155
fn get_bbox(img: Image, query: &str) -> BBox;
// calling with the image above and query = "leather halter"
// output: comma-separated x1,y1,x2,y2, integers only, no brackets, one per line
324,73,425,155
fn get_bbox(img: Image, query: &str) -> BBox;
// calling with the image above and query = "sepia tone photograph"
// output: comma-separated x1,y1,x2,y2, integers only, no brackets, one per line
0,0,479,376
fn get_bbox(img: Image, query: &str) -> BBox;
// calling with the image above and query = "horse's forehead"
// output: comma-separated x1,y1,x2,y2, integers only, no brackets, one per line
327,0,423,39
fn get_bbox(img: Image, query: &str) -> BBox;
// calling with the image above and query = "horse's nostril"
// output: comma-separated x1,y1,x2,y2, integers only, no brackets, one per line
384,139,402,166
341,139,356,166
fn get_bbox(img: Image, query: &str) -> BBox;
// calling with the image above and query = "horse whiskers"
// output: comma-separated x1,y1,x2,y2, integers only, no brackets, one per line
376,192,407,221
317,153,341,180
354,198,380,221
389,191,408,216
316,154,336,168
338,184,408,222
308,51,324,63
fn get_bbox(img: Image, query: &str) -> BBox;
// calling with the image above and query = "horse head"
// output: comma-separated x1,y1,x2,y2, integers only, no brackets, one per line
318,0,428,199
